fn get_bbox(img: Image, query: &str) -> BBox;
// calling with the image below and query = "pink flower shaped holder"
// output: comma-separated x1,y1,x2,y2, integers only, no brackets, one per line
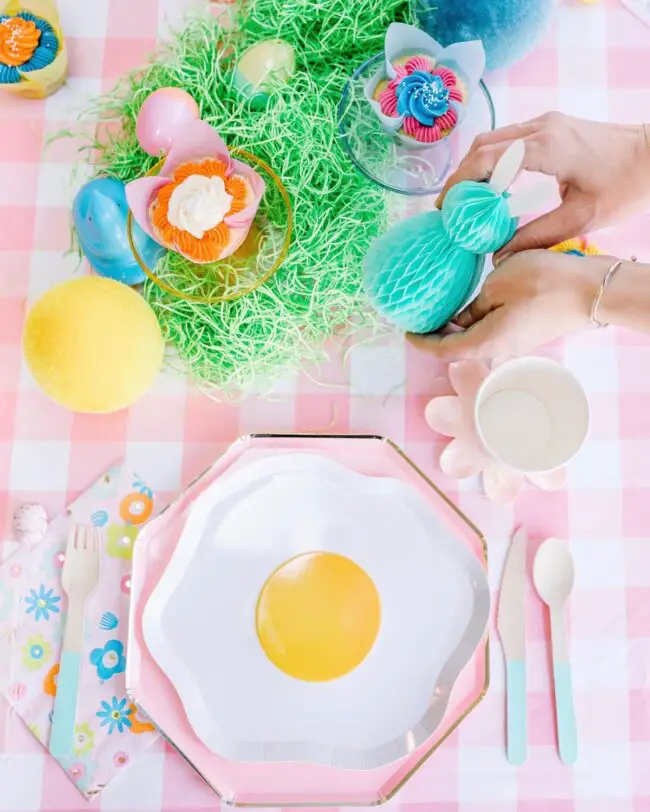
425,360,566,503
126,118,265,264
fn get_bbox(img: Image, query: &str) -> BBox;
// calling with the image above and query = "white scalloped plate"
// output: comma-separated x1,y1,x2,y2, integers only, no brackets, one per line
142,452,489,770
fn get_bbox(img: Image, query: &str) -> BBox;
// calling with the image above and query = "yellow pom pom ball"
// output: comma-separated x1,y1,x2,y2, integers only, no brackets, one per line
23,277,165,413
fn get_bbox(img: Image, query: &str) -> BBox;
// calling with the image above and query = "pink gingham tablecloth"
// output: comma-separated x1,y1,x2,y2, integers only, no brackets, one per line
1,0,650,810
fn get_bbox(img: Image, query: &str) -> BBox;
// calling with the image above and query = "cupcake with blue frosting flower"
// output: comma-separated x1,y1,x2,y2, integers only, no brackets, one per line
365,23,485,150
373,56,464,144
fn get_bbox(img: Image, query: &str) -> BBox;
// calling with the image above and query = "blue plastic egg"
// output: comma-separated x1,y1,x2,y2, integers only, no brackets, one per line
73,177,165,286
442,181,517,253
363,210,484,334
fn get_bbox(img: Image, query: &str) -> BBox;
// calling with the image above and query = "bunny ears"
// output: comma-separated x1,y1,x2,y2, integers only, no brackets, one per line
440,139,557,256
487,139,556,218
361,138,559,337
489,139,524,195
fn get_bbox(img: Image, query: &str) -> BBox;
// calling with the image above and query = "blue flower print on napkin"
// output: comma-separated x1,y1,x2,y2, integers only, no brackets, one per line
90,640,126,681
25,585,61,621
99,611,118,631
96,696,132,734
91,510,109,528
132,474,153,500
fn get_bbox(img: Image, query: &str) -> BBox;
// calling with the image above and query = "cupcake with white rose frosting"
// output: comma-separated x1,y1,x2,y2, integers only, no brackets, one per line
126,116,265,264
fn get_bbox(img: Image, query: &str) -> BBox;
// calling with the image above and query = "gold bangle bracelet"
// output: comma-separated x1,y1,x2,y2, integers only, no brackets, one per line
590,259,623,328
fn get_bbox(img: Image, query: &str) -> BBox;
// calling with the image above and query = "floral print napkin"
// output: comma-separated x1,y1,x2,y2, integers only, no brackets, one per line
0,463,161,798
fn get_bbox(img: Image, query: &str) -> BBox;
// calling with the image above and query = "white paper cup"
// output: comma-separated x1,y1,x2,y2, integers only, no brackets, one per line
474,357,589,473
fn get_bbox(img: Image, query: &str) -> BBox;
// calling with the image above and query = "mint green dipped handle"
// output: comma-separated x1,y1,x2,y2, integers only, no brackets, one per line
554,662,577,765
49,651,81,759
506,660,526,765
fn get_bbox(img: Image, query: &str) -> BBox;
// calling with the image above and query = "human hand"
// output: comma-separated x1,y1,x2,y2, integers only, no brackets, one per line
437,113,650,260
407,250,612,360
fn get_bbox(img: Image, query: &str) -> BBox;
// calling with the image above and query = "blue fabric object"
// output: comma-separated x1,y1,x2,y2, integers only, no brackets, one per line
363,210,483,334
411,0,556,71
442,181,517,253
73,177,165,286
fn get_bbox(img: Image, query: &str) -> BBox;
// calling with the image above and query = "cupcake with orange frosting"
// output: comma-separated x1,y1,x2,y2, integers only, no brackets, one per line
126,117,265,264
0,0,67,98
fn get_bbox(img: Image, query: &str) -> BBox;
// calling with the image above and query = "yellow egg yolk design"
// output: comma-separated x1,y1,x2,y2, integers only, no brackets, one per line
256,552,381,682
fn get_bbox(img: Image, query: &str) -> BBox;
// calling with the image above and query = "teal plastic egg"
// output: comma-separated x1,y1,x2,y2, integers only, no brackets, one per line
363,210,484,334
441,181,517,253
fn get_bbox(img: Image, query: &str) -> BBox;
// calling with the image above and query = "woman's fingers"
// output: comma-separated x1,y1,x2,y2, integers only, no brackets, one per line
437,113,573,207
407,309,505,360
454,290,496,328
437,138,545,207
494,198,593,261
466,121,539,153
437,145,506,206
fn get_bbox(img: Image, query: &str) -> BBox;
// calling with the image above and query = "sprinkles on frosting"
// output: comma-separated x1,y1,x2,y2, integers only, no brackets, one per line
0,11,59,84
374,55,464,144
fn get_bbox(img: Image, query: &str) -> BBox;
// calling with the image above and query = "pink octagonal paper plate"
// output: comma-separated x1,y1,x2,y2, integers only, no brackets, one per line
126,434,489,807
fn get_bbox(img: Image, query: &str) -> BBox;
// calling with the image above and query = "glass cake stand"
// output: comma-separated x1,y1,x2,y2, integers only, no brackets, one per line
338,53,496,196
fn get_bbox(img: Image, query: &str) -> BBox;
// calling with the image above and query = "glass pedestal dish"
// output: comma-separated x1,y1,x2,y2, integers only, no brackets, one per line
338,53,496,197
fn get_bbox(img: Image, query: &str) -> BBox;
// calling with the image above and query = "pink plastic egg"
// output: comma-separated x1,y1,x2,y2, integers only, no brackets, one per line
136,88,200,157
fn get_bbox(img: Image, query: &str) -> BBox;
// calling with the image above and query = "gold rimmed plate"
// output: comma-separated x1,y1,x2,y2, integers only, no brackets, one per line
127,434,489,806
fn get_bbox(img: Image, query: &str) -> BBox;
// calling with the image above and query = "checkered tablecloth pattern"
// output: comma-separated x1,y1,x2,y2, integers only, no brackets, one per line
1,0,650,809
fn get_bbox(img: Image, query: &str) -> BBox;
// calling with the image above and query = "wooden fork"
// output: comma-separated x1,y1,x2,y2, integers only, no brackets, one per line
50,525,101,760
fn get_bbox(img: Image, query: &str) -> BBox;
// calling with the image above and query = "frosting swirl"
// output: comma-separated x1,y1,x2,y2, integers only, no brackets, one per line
396,71,450,127
167,174,234,240
0,12,59,84
0,16,40,67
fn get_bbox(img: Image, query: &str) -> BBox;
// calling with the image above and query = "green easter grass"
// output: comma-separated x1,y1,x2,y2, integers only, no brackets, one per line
85,0,411,396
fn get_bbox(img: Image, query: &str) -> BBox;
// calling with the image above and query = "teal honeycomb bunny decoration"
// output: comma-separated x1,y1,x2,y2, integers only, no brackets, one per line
364,141,540,334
